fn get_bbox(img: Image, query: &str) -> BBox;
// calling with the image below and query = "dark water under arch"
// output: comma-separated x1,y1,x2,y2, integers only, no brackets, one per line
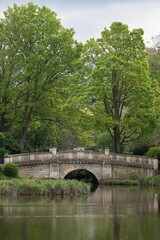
64,169,99,185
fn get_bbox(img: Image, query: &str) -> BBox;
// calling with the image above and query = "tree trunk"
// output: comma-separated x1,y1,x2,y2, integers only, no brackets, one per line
0,113,9,132
20,125,28,152
19,108,33,152
113,125,121,153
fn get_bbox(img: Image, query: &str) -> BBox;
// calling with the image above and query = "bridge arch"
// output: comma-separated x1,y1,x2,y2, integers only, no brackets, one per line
64,169,99,184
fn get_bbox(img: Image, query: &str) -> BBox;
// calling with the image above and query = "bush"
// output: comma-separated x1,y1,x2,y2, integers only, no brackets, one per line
3,163,19,178
139,176,153,186
0,164,4,172
132,145,149,156
153,175,160,186
0,147,6,157
146,147,160,159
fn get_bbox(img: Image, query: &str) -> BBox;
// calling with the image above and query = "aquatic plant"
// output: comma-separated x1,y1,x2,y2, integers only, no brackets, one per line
0,178,90,196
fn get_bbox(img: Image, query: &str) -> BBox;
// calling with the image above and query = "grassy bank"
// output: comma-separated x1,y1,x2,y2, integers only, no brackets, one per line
0,178,90,196
139,175,160,187
102,176,160,186
102,179,139,186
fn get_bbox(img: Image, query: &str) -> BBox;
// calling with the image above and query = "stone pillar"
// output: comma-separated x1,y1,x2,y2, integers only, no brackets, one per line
73,147,84,159
4,154,11,164
49,147,57,155
105,148,109,156
153,158,158,171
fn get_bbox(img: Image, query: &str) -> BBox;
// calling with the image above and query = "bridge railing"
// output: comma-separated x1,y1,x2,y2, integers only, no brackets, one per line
56,151,106,160
4,152,53,163
109,153,158,169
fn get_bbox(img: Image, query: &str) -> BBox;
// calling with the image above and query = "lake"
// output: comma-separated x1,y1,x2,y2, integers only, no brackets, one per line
0,185,160,240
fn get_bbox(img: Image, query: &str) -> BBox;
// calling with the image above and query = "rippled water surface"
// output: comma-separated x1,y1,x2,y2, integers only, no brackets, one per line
0,185,160,240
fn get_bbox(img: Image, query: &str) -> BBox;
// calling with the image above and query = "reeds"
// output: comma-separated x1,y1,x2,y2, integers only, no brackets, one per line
0,178,90,196
139,175,160,187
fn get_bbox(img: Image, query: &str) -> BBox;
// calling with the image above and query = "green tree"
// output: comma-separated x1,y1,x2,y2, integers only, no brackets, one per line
83,22,158,153
0,3,82,151
147,36,160,84
147,37,160,147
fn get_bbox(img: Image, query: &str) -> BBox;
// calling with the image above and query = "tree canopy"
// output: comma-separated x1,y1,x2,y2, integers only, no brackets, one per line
0,3,83,151
83,22,159,152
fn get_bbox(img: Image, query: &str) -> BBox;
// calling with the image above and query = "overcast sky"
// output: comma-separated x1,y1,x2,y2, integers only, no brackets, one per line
0,0,160,45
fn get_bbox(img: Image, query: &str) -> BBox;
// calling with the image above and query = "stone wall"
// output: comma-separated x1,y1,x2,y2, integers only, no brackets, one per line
111,165,154,180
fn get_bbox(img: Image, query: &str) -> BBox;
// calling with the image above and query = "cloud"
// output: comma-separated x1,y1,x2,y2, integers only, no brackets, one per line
54,0,160,44
0,0,160,45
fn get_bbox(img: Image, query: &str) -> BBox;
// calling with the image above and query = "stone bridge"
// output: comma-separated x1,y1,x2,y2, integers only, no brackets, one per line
4,148,158,183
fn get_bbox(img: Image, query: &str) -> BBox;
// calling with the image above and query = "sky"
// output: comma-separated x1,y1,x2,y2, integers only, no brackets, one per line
0,0,160,45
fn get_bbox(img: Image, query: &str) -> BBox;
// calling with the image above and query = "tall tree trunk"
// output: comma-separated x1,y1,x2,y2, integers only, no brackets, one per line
0,114,7,132
19,108,33,152
113,125,121,153
20,124,28,152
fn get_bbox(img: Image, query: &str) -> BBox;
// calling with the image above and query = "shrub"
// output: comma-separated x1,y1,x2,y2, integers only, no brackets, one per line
139,176,153,186
3,163,19,178
152,175,160,186
146,147,160,159
132,145,149,156
0,147,6,157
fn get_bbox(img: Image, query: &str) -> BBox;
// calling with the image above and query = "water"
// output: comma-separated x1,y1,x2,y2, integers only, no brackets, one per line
0,185,160,240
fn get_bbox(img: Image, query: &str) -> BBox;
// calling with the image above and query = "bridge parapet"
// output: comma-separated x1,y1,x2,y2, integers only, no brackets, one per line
4,152,53,164
57,151,106,161
109,153,158,170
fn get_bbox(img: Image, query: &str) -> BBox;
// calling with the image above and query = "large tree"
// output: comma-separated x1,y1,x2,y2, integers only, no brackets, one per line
83,22,158,153
146,36,160,147
0,3,82,151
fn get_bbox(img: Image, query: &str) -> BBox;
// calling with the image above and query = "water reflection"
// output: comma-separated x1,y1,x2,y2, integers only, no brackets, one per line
0,186,160,240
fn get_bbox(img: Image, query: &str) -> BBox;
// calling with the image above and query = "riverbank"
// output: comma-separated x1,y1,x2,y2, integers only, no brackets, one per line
102,179,139,186
102,175,160,186
0,178,90,196
1,175,160,197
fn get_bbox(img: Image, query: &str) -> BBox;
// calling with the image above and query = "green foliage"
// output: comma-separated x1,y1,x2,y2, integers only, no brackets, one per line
3,163,19,178
132,145,149,156
0,3,83,152
93,131,115,152
0,147,6,157
0,178,90,196
83,22,158,153
103,179,138,185
0,165,4,178
139,176,153,186
146,147,160,159
147,38,160,84
0,2,159,154
139,175,160,186
0,132,21,155
152,175,160,185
